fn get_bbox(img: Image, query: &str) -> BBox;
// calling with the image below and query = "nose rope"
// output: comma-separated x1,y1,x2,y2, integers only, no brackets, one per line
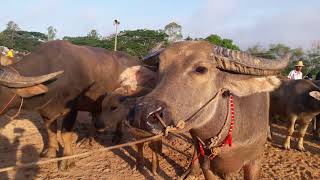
155,113,168,128
154,113,185,136
151,89,226,136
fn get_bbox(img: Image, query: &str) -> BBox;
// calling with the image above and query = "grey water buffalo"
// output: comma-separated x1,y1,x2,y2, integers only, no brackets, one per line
270,80,320,150
129,41,290,179
0,40,140,169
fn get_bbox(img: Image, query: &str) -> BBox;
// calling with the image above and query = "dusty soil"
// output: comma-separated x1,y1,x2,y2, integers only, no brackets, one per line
0,110,319,180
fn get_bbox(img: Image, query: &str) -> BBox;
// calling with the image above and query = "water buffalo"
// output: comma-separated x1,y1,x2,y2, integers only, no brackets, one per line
93,65,162,174
129,41,290,179
0,40,140,169
270,80,320,150
313,72,320,140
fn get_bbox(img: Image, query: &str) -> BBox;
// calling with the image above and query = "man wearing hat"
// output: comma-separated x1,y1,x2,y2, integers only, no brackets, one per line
288,60,304,80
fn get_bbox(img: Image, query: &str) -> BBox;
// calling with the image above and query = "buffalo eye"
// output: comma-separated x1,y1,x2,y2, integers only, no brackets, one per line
110,106,118,111
194,66,208,74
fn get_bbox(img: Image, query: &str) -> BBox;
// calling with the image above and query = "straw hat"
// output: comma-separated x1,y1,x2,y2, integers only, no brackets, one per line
295,61,304,67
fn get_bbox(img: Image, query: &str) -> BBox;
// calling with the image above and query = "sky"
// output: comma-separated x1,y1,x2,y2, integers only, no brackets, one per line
1,0,320,50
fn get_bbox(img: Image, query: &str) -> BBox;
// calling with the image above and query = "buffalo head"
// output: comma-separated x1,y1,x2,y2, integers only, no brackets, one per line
132,41,290,134
94,66,157,133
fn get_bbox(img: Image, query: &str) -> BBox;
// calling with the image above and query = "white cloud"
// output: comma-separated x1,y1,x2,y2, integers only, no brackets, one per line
230,7,320,49
182,0,320,49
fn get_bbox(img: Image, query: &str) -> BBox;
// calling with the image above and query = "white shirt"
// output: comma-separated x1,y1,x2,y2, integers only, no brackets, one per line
288,70,303,80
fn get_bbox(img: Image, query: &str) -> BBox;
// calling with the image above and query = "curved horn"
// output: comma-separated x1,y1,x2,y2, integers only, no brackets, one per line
212,46,291,76
0,67,64,88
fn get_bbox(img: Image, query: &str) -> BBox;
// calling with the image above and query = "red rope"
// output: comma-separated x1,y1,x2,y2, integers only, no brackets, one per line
224,94,234,146
192,94,235,164
192,142,205,164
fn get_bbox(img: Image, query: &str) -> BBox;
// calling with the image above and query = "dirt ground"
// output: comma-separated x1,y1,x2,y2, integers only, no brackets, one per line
0,110,319,180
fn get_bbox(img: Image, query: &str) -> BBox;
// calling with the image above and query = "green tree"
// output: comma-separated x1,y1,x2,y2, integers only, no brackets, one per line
267,43,291,58
164,22,183,43
0,30,47,51
5,21,20,48
303,47,320,76
246,44,274,59
47,26,57,41
63,29,168,59
109,29,168,58
205,34,240,50
246,43,307,76
63,36,103,47
87,29,100,39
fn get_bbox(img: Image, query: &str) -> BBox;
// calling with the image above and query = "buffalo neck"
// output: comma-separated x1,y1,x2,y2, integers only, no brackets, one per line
190,93,230,145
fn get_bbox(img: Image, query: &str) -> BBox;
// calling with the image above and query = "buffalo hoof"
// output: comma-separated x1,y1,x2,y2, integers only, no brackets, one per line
59,159,76,171
297,145,305,152
152,171,159,177
283,143,291,150
297,139,305,151
40,148,57,158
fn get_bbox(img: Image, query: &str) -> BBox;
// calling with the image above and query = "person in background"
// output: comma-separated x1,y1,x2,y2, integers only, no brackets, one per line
287,60,304,80
7,48,14,59
5,48,14,65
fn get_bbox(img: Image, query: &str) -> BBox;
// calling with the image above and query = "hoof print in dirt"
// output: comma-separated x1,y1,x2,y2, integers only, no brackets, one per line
59,160,76,171
76,138,94,147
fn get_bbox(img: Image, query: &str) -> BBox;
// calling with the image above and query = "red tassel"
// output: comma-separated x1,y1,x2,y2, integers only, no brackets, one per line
199,142,205,156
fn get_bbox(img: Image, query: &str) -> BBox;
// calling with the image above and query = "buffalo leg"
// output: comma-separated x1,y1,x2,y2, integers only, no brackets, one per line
297,119,311,151
60,109,78,170
178,138,201,180
136,143,145,171
316,117,320,140
201,156,218,180
313,116,320,140
77,112,96,147
243,158,261,180
150,140,161,175
41,118,58,158
284,115,298,149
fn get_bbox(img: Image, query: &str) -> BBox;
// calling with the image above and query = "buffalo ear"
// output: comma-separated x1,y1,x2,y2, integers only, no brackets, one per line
15,84,48,98
309,91,320,100
116,66,157,96
223,75,281,97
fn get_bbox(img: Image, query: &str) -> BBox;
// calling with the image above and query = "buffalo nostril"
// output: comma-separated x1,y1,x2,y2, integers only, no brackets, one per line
147,106,162,118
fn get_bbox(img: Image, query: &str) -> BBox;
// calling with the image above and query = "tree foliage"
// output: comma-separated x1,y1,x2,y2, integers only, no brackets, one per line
205,34,240,50
63,29,168,59
164,22,183,43
0,30,47,51
47,26,57,41
246,43,310,76
87,29,100,39
5,21,20,47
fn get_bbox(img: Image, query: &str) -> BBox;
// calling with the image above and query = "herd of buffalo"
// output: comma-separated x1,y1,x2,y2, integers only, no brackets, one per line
0,40,319,179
